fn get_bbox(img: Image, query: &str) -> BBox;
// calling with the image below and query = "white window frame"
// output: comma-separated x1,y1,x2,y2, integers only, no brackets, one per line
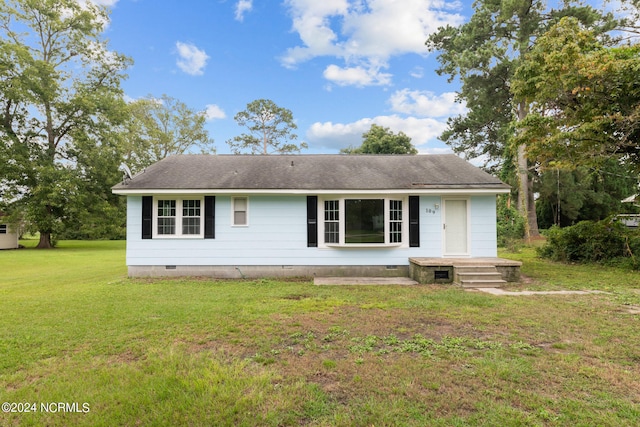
318,196,408,248
231,196,249,227
389,199,403,243
152,197,204,239
324,199,340,244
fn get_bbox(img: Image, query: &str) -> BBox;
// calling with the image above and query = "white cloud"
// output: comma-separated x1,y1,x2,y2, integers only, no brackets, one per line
235,0,253,22
280,0,349,68
306,115,448,151
323,63,392,87
175,42,209,76
90,0,119,6
66,1,117,27
282,0,464,86
305,88,466,151
203,104,226,121
409,66,424,79
389,89,466,118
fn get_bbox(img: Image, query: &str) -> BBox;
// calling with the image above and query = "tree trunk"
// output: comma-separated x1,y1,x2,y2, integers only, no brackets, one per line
36,232,53,249
527,170,540,238
516,102,540,241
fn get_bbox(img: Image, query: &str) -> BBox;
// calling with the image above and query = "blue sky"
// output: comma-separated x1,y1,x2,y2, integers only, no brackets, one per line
100,0,473,155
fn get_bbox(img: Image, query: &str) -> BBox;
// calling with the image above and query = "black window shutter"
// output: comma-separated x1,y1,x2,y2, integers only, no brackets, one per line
142,196,152,239
204,196,215,239
409,196,420,247
307,196,318,247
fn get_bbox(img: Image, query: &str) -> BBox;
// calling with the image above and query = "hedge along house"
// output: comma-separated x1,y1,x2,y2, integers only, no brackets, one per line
112,154,518,284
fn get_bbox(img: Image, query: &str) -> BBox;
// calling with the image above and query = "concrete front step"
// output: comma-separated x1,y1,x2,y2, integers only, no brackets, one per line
456,272,504,280
460,279,507,288
455,266,499,273
454,265,505,288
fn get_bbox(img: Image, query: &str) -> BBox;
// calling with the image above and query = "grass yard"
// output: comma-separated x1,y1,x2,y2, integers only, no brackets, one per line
1,241,640,426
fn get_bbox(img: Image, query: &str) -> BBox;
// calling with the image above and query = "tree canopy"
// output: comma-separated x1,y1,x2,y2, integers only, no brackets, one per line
0,0,131,248
512,17,640,170
426,0,617,239
123,94,215,173
227,99,307,155
341,124,417,155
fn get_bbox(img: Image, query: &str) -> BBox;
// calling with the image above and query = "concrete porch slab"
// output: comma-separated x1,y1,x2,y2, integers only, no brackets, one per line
314,277,418,286
409,257,522,267
409,257,522,286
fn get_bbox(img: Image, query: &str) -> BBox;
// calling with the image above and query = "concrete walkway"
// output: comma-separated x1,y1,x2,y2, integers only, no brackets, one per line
471,288,608,296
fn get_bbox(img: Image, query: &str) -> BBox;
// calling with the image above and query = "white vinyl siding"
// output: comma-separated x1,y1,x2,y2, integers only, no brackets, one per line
124,194,499,267
470,195,498,257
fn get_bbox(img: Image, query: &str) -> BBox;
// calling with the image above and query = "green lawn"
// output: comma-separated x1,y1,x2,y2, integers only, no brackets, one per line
1,241,639,426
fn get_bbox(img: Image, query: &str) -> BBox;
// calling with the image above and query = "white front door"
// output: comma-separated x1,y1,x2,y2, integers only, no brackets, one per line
444,199,468,256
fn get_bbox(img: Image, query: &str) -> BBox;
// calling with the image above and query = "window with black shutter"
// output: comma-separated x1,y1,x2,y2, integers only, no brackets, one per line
142,196,152,239
409,196,420,247
204,196,215,239
307,196,318,247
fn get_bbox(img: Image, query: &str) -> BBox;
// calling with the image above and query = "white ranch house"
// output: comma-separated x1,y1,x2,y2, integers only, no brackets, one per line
112,154,520,285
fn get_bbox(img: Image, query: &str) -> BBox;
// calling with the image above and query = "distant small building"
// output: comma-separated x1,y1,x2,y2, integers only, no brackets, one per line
0,213,19,249
619,194,640,228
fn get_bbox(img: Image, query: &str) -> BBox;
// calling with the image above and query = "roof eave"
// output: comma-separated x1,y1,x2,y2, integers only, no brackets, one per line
112,186,511,196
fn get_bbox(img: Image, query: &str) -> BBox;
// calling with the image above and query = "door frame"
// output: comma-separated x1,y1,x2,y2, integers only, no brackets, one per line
442,197,471,257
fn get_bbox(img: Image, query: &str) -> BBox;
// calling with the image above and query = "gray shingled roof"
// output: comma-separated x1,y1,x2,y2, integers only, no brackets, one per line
112,154,509,192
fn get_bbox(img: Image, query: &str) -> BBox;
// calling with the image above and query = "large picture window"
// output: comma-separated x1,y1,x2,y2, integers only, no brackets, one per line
345,199,384,244
320,197,407,247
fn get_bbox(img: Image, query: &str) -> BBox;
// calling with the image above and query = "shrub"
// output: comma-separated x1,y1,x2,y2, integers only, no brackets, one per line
497,203,526,248
538,218,640,268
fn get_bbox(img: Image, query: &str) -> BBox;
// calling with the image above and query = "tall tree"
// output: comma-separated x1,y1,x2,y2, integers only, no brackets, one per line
341,124,418,154
426,0,615,240
227,99,307,155
123,94,215,173
0,0,131,248
512,17,640,170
